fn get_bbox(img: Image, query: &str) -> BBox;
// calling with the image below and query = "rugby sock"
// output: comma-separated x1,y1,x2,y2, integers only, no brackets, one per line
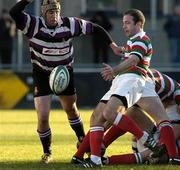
113,113,144,139
37,128,52,154
103,125,126,148
109,152,142,164
75,131,90,159
158,120,178,158
68,115,85,142
90,126,104,164
132,137,138,152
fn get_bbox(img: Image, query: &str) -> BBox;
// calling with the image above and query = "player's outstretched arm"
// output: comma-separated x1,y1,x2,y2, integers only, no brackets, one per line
92,24,123,56
9,0,32,30
110,42,124,56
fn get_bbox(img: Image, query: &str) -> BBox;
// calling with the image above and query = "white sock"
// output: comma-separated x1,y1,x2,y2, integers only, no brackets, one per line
90,155,102,165
113,113,122,126
138,131,148,145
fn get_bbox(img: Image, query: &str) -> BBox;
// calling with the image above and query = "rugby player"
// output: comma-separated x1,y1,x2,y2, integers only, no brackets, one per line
9,0,122,163
102,68,180,165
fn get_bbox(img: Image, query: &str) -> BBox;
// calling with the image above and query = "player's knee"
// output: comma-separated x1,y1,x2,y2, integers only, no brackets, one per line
158,120,173,129
103,109,111,121
37,108,49,120
90,110,105,126
64,106,78,117
38,115,49,125
90,112,96,122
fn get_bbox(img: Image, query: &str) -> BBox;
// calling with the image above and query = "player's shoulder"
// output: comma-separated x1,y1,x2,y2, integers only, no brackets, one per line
138,33,151,42
62,16,80,21
133,34,151,47
61,16,81,26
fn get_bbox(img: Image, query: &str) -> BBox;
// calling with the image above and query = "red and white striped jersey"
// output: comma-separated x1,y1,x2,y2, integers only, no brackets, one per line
123,31,153,79
148,68,180,105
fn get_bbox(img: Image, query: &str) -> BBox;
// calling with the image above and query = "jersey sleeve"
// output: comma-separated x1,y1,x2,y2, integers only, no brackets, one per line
174,85,180,105
68,17,93,36
130,40,148,59
9,0,39,39
68,17,113,44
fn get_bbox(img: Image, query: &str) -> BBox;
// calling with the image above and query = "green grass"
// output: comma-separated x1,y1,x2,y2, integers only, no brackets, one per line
0,109,179,170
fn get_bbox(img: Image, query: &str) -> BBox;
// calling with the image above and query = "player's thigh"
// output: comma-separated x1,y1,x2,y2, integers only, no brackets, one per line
137,96,169,123
34,95,51,118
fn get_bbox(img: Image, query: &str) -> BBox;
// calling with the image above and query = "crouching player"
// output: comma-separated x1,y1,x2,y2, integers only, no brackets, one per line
102,68,180,165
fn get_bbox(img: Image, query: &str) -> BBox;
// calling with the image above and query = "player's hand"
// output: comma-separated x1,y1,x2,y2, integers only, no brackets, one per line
101,63,115,81
110,42,124,56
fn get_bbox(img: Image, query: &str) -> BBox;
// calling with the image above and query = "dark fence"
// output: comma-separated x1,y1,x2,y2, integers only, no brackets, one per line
13,70,180,109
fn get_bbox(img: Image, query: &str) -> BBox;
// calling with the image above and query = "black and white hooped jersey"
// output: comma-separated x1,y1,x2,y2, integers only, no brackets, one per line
10,1,113,74
16,13,93,73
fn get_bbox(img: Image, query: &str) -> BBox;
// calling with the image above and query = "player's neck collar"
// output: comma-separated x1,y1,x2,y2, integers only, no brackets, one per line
130,31,145,39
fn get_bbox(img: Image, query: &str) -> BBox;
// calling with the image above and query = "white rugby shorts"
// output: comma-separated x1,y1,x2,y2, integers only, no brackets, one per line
101,73,145,108
141,78,158,97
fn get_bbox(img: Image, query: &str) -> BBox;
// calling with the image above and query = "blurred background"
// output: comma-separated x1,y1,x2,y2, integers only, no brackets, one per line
0,0,180,109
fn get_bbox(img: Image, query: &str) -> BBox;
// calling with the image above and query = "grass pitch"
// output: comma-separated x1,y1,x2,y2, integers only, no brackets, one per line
0,109,179,170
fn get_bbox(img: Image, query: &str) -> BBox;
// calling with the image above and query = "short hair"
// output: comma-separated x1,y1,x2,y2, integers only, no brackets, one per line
123,9,145,27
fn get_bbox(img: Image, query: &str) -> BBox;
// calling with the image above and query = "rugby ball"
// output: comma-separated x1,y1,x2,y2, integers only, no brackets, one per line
49,65,70,94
